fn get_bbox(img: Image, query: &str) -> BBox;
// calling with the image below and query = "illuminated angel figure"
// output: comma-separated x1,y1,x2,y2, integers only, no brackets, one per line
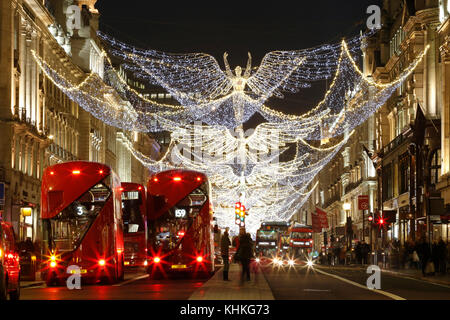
223,52,252,92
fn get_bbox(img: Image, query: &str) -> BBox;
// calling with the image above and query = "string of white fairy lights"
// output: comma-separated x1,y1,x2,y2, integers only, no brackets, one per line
32,31,429,235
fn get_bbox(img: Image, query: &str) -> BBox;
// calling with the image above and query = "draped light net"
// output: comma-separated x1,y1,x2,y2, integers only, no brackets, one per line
32,31,429,235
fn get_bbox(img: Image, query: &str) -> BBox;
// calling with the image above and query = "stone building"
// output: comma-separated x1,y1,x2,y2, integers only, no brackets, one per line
291,0,450,249
0,0,159,242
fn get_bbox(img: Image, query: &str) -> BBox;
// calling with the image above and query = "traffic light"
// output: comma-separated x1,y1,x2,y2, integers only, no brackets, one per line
235,202,245,227
235,202,241,225
368,215,373,223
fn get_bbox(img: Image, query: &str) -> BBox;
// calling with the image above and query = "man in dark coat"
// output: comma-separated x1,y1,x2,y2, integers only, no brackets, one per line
220,227,231,280
236,228,253,282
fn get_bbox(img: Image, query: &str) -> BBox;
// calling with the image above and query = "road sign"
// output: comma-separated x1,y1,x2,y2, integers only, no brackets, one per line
358,195,369,210
0,182,4,206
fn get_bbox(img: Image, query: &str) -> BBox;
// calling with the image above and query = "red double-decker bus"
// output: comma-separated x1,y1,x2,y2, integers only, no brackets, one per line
40,161,124,285
289,224,313,258
146,170,214,278
121,182,147,269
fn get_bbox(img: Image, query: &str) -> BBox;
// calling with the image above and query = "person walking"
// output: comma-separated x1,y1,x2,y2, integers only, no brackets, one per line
236,228,253,283
355,242,362,265
220,227,231,281
417,238,431,276
437,238,447,275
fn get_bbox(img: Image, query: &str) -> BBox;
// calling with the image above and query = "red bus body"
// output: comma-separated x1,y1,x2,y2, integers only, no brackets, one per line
146,170,214,277
121,182,147,269
40,161,124,285
289,225,313,257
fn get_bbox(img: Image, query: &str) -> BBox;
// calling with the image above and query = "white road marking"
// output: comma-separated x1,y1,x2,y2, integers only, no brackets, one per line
303,289,331,292
113,274,149,287
314,267,406,300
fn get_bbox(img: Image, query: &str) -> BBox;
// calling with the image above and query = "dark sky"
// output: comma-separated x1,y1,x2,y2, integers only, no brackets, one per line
95,0,383,120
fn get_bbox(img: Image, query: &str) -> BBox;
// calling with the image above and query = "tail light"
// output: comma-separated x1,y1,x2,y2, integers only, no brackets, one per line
0,248,2,258
72,170,81,175
144,260,148,266
50,261,57,268
98,259,106,267
153,257,161,263
196,256,203,263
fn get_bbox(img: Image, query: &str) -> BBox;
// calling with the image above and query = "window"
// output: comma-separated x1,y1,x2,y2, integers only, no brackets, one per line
430,149,441,187
399,154,409,194
43,181,111,252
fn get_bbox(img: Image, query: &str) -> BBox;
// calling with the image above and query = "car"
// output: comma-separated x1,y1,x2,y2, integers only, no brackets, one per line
0,222,7,300
0,222,20,300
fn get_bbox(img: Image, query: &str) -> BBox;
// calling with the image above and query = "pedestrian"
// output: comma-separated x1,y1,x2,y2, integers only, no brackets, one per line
437,238,447,274
432,241,439,274
235,228,254,283
361,241,370,265
355,242,362,265
417,238,431,276
220,227,231,281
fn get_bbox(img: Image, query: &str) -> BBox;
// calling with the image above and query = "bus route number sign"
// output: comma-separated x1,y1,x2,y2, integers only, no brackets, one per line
175,209,186,218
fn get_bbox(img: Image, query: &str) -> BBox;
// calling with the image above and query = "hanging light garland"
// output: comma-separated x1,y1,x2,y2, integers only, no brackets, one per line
32,30,429,235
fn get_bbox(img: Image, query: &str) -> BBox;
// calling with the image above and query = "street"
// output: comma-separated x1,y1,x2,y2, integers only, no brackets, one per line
18,262,450,300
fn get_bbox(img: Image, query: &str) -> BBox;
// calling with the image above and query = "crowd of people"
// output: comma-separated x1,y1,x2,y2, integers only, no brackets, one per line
320,237,449,277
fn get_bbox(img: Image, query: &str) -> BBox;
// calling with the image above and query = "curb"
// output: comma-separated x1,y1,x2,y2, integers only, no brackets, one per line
20,281,45,289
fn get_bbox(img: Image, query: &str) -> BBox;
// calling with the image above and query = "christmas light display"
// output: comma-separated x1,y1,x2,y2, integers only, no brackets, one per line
32,30,430,236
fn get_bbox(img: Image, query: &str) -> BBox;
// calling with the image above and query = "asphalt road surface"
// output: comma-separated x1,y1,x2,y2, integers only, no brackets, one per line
261,262,450,300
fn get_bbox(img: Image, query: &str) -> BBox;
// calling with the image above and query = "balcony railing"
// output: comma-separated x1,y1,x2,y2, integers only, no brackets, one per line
344,179,363,194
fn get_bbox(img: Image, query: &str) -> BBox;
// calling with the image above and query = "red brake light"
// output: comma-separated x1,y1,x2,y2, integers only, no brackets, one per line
72,170,81,175
99,259,106,267
99,170,103,174
138,186,142,190
196,177,201,181
154,257,161,263
153,177,158,182
196,256,203,262
50,261,57,268
173,177,181,181
119,187,124,191
50,171,54,175
177,231,185,237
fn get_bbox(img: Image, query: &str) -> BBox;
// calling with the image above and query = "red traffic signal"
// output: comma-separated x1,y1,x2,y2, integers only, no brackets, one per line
368,215,373,222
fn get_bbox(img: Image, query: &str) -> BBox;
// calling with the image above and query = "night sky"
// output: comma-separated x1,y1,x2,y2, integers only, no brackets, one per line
95,0,383,121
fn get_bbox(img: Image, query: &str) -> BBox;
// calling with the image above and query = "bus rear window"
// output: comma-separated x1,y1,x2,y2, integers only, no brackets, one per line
122,192,144,233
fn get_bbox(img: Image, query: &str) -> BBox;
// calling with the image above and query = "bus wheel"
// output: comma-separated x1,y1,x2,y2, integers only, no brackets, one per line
9,287,20,300
0,274,7,300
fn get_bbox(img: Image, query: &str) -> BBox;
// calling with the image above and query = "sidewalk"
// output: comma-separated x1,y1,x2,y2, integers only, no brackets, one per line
317,263,450,286
189,263,274,300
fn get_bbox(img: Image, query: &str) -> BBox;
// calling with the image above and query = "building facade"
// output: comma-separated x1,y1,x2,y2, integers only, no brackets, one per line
292,0,450,250
0,0,160,243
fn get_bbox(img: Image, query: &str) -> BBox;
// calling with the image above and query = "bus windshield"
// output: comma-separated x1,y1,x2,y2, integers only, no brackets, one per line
291,232,312,239
122,191,144,234
44,182,111,252
257,230,278,242
149,185,208,254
